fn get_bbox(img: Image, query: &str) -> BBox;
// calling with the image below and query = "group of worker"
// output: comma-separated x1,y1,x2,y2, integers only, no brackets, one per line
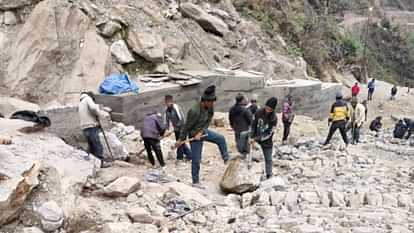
78,80,413,189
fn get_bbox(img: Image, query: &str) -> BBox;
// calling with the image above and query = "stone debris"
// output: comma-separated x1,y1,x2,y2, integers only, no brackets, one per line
3,11,17,25
103,176,141,197
180,3,229,37
99,131,129,161
35,201,64,232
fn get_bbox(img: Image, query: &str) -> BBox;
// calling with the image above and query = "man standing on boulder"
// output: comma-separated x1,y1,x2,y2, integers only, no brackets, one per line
323,92,349,146
177,85,229,189
164,95,192,161
79,92,110,168
250,97,278,180
229,93,253,159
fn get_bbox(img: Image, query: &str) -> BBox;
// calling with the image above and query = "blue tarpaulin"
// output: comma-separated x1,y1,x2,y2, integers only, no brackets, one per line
99,73,139,95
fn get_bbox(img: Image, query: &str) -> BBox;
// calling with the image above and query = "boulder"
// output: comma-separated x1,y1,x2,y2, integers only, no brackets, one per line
99,20,122,38
219,157,260,194
269,191,286,206
36,201,64,232
99,131,129,161
329,190,345,207
284,191,298,212
0,0,40,10
180,3,229,37
0,159,41,225
127,30,165,63
111,40,135,64
260,176,287,191
103,176,141,197
126,206,161,226
3,11,17,25
0,96,40,117
5,0,110,104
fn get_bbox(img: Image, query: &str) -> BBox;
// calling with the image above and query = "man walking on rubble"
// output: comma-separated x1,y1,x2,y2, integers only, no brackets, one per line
323,92,349,146
164,95,192,161
177,85,230,189
79,92,111,168
141,111,167,169
250,97,278,180
349,98,366,144
282,95,294,145
229,93,253,159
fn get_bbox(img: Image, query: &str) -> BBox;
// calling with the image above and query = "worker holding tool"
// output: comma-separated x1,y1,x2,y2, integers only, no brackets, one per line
249,97,278,180
78,92,112,168
164,95,192,161
177,85,230,189
141,110,168,169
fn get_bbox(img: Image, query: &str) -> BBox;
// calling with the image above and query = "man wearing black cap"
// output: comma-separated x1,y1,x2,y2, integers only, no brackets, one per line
323,92,350,146
250,97,278,179
229,93,253,158
178,85,230,188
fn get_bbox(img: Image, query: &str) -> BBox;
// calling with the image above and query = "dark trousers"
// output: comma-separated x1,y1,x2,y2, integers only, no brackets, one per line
174,131,192,160
143,138,165,167
190,129,229,184
235,130,250,156
282,121,292,141
83,127,104,161
259,143,273,178
324,120,349,145
368,89,374,101
406,129,413,139
352,126,361,144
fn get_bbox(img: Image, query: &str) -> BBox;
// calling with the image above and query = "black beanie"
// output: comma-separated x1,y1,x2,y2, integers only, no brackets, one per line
265,97,278,110
201,85,217,101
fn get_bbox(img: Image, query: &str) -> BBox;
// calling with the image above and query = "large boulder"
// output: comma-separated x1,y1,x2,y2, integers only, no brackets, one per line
35,201,64,232
4,0,110,104
180,3,229,37
219,157,260,194
103,176,141,197
0,158,41,225
0,96,40,117
99,131,129,161
0,0,40,10
127,30,165,63
110,40,135,64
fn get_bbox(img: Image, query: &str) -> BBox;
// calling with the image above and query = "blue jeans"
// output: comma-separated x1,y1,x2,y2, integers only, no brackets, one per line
175,131,192,160
83,127,104,161
190,129,229,184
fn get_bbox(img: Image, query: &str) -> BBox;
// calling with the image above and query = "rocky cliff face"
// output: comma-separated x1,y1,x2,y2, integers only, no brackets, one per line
0,0,308,105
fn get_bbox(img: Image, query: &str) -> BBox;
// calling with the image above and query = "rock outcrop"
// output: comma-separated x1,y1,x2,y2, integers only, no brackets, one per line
127,30,165,63
4,0,110,104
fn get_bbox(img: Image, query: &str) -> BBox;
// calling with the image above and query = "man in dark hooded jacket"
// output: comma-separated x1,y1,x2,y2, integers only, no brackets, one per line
403,118,414,139
229,94,253,158
393,120,408,139
250,97,278,179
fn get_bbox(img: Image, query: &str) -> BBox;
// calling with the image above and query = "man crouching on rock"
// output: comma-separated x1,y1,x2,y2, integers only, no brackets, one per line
176,85,230,189
249,97,278,180
79,92,111,168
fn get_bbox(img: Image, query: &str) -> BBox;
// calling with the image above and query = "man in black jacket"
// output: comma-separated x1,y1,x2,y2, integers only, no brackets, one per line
229,94,253,158
250,97,278,179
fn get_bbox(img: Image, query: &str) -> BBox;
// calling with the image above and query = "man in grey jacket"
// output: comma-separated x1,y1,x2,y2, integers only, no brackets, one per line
78,92,110,168
141,111,167,168
165,95,191,161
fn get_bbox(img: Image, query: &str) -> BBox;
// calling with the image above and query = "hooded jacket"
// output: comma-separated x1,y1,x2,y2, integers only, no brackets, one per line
349,103,366,127
250,108,277,147
141,113,166,139
229,103,252,132
79,93,101,130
